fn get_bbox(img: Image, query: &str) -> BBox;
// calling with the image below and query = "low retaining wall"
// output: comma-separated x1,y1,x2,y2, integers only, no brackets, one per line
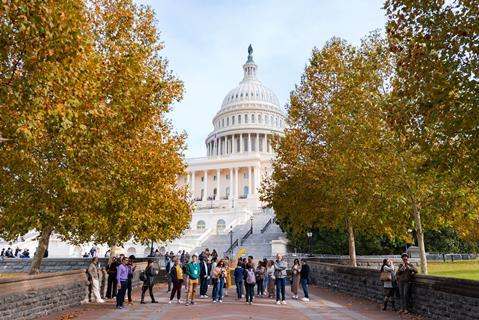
308,261,479,320
0,257,158,273
0,270,88,320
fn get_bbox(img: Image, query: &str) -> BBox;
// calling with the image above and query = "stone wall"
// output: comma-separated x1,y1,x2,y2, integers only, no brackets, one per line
308,261,479,320
0,270,88,320
0,257,161,273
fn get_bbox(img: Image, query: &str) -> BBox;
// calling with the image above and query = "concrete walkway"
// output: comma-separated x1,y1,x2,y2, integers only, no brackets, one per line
40,285,424,320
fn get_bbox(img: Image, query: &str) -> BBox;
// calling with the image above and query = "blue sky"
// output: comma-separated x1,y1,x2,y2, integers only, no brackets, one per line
137,0,387,157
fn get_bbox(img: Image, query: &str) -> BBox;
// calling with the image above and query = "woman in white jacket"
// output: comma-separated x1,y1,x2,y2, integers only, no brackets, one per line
380,259,397,311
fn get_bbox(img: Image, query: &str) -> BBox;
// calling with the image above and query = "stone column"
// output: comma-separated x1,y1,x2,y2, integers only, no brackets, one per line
234,167,239,199
248,133,251,152
240,134,243,153
256,133,259,152
265,134,269,153
216,169,221,200
191,171,196,199
232,134,236,154
229,168,233,200
204,170,208,201
248,166,252,196
255,165,261,194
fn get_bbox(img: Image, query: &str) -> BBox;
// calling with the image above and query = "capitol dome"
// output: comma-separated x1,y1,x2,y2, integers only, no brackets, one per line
205,45,286,158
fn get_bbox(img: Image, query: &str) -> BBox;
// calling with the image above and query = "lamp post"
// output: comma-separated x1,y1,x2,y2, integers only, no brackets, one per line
149,238,154,257
307,232,313,256
250,216,254,234
229,226,233,252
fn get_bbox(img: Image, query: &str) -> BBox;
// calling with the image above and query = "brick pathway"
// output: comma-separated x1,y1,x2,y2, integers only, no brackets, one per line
40,284,424,320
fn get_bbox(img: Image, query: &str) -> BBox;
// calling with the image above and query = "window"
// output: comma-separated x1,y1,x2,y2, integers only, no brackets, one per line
216,219,226,234
227,117,229,126
270,115,273,125
197,220,206,230
226,187,230,197
244,172,249,179
276,117,279,126
232,116,235,125
238,115,241,123
259,114,262,123
222,119,225,127
243,186,249,195
213,175,216,181
252,114,255,123
226,174,230,180
245,114,248,123
201,177,204,182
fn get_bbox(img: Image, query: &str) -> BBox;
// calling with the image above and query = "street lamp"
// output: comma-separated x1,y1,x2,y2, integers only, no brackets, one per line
250,216,254,234
307,232,313,256
229,226,233,251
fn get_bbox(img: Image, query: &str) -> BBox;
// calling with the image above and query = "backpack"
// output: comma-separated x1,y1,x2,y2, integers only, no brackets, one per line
139,270,147,282
246,269,256,284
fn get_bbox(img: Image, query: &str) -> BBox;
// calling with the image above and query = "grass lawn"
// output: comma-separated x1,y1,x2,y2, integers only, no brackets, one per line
427,260,479,281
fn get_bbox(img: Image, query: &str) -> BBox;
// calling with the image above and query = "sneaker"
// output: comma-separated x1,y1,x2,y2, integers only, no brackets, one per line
213,300,217,303
168,300,172,304
128,301,133,305
116,306,123,309
301,297,309,302
204,295,209,298
281,301,287,305
152,301,158,304
185,302,190,306
140,301,146,304
191,301,195,305
249,301,252,305
200,295,204,298
219,300,223,303
177,300,182,304
276,301,281,305
97,299,105,303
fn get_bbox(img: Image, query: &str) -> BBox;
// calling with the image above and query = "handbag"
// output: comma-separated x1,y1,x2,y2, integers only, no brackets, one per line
379,271,392,282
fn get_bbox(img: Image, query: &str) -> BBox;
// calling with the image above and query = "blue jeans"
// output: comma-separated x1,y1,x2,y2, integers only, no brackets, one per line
263,276,269,293
212,277,224,301
200,276,208,296
276,278,286,301
301,278,309,298
116,280,127,307
236,280,243,299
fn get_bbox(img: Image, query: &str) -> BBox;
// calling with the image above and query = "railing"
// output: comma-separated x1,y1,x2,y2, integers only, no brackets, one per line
260,218,273,234
240,229,252,245
225,239,239,256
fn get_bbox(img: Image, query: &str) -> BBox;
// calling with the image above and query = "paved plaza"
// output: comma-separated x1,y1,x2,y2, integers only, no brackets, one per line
40,285,423,320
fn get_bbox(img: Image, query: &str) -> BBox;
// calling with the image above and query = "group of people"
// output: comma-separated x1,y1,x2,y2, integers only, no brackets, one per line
163,249,311,306
380,253,418,314
0,247,40,258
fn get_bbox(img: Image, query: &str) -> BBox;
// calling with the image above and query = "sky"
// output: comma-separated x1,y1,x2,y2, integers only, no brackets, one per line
137,0,387,158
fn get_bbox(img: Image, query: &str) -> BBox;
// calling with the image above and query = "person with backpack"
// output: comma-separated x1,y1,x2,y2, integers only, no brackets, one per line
274,254,287,305
212,259,226,303
244,262,256,305
234,261,245,300
169,258,184,304
300,260,310,302
185,253,201,306
255,261,266,296
140,259,158,304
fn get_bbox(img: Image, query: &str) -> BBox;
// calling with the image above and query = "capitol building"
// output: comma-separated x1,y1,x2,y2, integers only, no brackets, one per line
1,46,287,259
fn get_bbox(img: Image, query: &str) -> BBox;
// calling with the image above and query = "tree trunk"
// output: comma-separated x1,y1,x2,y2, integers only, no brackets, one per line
29,226,53,275
412,200,428,274
346,217,357,267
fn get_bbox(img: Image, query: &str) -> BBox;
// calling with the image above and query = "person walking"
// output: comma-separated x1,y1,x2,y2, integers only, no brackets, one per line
185,254,200,306
169,258,184,304
140,259,158,304
116,257,129,309
255,261,266,296
234,261,245,300
87,257,105,303
396,253,417,314
300,260,310,302
380,258,396,311
105,257,118,299
182,257,190,295
165,252,173,293
224,256,232,297
244,262,256,305
274,254,287,305
266,260,275,298
291,258,301,299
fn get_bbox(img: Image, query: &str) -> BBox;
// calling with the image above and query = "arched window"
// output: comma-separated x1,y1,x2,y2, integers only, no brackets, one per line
232,116,235,125
226,187,230,198
245,114,248,123
252,114,255,123
197,220,206,230
258,114,262,123
243,186,249,196
127,247,136,256
238,115,241,123
217,219,226,234
227,117,229,126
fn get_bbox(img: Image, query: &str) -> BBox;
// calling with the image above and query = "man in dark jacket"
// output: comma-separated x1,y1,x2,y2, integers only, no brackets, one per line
199,254,210,298
300,260,310,301
396,253,418,314
106,257,119,299
140,260,158,304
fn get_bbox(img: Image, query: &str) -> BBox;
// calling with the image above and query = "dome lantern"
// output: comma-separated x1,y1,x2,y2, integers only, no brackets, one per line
242,44,258,82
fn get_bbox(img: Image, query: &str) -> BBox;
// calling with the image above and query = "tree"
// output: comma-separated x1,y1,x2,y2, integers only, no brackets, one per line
0,0,191,273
